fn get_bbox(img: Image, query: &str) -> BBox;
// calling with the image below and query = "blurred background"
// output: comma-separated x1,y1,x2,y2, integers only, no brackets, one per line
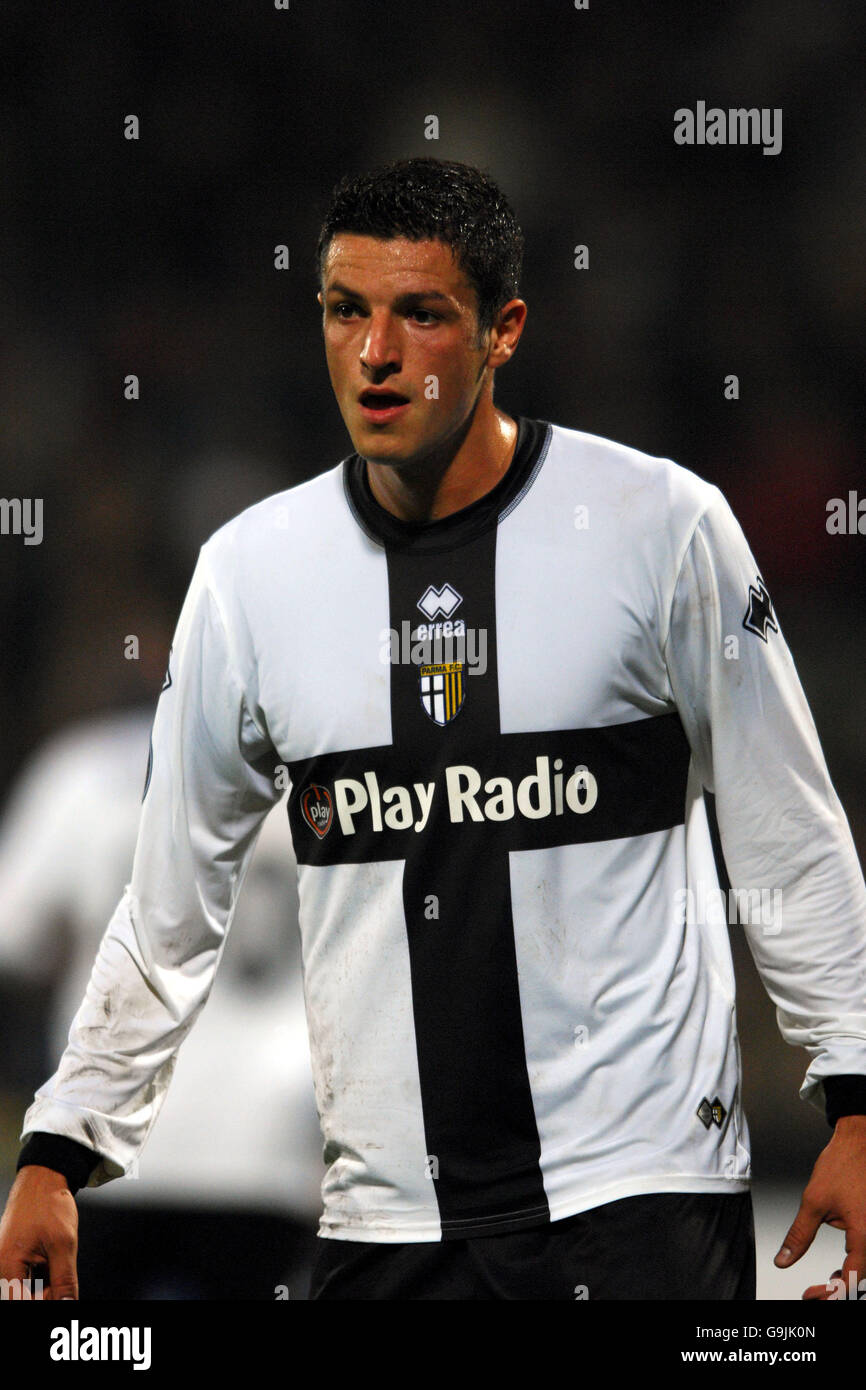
0,0,864,1299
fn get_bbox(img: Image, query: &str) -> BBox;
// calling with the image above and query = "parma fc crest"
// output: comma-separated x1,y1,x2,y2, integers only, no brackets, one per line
419,662,465,726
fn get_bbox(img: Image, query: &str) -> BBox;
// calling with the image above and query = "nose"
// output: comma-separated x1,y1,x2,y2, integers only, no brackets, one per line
360,311,401,374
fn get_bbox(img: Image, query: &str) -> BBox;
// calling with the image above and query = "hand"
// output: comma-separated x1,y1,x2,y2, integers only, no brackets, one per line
774,1114,866,1300
0,1166,79,1300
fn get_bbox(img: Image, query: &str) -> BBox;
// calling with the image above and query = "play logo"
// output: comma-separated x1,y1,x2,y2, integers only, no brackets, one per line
301,784,333,838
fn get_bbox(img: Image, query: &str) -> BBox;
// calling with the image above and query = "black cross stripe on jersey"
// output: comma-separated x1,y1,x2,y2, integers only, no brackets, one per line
287,525,692,1240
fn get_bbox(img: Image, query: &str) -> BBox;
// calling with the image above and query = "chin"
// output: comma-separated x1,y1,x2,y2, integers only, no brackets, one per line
353,431,417,467
361,446,414,469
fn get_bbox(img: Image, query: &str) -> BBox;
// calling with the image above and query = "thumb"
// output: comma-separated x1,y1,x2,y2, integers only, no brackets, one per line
775,1197,823,1268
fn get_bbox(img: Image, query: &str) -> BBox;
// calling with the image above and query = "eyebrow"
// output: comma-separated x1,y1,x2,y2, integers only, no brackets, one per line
325,282,453,308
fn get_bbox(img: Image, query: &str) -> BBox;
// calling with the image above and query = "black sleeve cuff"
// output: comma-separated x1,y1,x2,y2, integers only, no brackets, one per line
16,1132,102,1196
823,1075,866,1128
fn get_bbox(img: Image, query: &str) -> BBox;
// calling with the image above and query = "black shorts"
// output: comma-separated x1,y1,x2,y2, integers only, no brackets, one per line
309,1190,756,1300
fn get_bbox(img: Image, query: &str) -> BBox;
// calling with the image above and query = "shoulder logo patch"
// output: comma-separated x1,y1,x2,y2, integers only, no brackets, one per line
743,575,778,642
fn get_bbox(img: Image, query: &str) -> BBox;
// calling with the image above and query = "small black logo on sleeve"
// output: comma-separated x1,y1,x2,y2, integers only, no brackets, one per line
743,576,778,642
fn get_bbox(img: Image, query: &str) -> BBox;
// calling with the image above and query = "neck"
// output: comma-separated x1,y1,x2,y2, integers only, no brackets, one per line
364,393,519,523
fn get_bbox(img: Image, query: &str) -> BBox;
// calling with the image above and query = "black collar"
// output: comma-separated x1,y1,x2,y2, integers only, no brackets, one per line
343,416,552,554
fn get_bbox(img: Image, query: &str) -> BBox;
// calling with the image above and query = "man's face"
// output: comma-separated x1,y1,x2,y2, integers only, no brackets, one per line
318,234,491,467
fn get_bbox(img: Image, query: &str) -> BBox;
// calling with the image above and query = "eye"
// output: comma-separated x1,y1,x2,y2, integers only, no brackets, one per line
332,301,361,318
409,310,438,324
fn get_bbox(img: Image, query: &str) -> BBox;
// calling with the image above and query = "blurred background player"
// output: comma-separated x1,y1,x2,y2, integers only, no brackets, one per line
0,698,322,1298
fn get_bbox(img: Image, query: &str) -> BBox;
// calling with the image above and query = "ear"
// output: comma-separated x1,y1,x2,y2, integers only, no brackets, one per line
317,291,324,307
485,299,528,369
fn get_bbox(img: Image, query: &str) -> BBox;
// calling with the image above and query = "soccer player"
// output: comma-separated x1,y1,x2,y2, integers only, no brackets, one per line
2,157,866,1301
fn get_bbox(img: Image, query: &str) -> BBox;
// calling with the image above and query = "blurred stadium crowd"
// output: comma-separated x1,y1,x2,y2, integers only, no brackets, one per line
1,0,863,1296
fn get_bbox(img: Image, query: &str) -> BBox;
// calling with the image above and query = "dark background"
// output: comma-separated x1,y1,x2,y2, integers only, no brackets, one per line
1,0,864,1208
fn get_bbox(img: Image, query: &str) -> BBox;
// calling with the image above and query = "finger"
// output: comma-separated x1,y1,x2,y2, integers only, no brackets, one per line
803,1268,844,1301
0,1253,31,1300
775,1197,824,1267
20,1267,49,1301
45,1235,79,1302
840,1235,866,1301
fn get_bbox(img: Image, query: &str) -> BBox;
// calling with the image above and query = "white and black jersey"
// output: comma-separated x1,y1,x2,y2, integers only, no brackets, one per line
21,418,866,1242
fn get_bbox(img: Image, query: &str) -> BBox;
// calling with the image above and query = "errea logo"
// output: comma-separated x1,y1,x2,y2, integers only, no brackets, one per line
417,584,462,620
743,576,778,643
379,582,487,675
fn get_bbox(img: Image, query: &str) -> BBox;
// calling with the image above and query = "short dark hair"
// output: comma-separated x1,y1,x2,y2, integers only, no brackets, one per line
315,158,524,337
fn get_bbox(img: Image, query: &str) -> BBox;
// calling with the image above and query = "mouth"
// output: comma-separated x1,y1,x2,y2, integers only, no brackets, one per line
358,388,411,423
